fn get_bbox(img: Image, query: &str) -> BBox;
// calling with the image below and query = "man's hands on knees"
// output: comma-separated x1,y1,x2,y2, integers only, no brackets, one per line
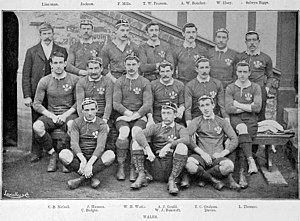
83,162,93,178
77,153,87,175
158,143,171,158
24,97,32,107
201,152,212,166
145,146,155,162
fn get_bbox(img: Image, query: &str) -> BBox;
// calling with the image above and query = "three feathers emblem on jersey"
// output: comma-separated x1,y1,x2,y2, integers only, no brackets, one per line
209,91,217,99
169,91,177,99
133,87,141,94
62,84,72,91
245,93,253,101
253,60,262,68
92,131,98,138
167,134,177,142
193,55,200,62
158,51,166,59
225,58,233,66
90,50,98,57
126,50,134,56
214,126,222,134
97,87,105,95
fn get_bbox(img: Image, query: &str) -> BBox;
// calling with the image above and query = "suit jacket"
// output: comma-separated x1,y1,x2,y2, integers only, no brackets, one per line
22,42,68,99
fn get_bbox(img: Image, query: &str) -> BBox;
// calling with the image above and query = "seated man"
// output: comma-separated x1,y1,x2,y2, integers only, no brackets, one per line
113,55,152,181
32,51,78,172
225,61,262,188
76,56,115,151
131,102,189,195
186,95,240,191
59,98,115,189
147,62,185,125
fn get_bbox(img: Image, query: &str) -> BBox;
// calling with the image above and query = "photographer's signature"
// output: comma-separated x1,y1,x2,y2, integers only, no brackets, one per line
3,190,30,199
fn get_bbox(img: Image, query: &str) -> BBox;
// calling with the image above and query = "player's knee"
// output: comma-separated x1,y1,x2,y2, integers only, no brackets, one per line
185,157,199,174
59,149,73,165
131,126,142,139
219,159,234,176
118,126,130,140
174,143,188,155
33,120,45,136
236,123,248,135
101,150,115,166
131,140,143,151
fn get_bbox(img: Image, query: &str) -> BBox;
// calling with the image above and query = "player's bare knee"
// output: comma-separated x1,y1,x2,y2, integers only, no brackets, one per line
131,140,143,151
174,143,188,155
236,123,248,135
59,149,73,165
186,157,199,174
33,120,45,136
118,126,130,140
131,126,142,139
102,150,115,166
219,159,234,176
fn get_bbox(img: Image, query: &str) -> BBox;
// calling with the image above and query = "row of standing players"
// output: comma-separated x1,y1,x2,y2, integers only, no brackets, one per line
22,19,274,194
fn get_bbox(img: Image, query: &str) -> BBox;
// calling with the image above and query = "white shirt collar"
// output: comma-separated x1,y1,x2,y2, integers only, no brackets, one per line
88,75,102,82
84,116,97,123
245,48,261,56
80,38,93,44
160,78,174,86
125,73,139,80
183,41,196,49
215,47,228,53
41,41,53,59
162,121,175,128
197,75,210,83
52,71,67,80
147,39,160,47
234,79,252,88
203,113,215,120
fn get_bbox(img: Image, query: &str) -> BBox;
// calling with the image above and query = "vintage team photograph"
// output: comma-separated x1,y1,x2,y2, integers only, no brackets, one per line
2,10,298,199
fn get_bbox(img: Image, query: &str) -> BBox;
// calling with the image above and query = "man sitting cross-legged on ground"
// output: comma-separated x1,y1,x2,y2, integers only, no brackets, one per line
59,98,115,189
225,60,262,188
186,95,240,191
131,102,189,195
32,51,78,172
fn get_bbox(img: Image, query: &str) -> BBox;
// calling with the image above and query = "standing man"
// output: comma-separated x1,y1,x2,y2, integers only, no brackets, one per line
113,55,152,181
131,102,189,195
32,52,78,172
238,30,274,122
138,21,174,82
59,98,115,189
147,62,185,124
185,57,229,127
186,95,240,191
76,56,115,151
225,61,262,188
102,19,139,83
208,28,238,89
173,23,208,84
66,19,103,77
22,22,68,163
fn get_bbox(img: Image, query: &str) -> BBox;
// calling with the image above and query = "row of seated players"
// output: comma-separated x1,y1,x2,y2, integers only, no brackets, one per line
31,51,261,195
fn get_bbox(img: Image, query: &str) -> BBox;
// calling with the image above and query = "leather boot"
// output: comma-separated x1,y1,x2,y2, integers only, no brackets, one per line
197,180,207,187
196,166,224,191
47,152,58,172
180,171,190,188
62,165,70,173
30,153,42,163
129,164,137,182
67,176,86,189
247,157,258,174
227,173,241,190
130,171,147,189
239,168,248,189
116,161,126,180
145,170,153,182
210,177,225,191
168,177,179,195
91,178,101,189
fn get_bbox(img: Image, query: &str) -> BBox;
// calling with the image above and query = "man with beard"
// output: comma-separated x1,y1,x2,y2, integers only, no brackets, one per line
102,19,139,83
32,51,78,172
147,62,185,125
76,56,115,151
225,61,262,188
237,31,274,122
208,28,238,89
131,102,189,195
186,95,240,191
185,57,229,127
66,19,103,76
173,23,208,84
113,55,152,181
22,22,68,163
138,21,174,82
59,98,115,189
